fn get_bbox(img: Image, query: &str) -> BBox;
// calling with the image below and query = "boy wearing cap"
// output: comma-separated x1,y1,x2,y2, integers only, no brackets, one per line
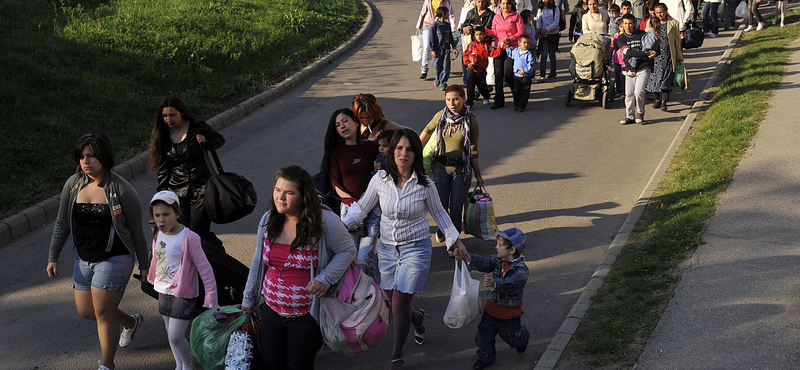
455,227,530,370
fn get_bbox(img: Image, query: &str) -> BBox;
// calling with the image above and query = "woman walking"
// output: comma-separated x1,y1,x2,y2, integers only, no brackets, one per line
342,129,468,369
242,165,356,369
646,3,683,112
149,96,225,248
486,0,525,109
47,133,150,370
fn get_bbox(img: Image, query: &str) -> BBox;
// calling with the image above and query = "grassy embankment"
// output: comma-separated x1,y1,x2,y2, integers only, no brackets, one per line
564,12,800,368
0,0,365,219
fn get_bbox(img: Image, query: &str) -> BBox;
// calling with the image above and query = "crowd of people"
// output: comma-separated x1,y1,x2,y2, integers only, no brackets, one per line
42,0,783,369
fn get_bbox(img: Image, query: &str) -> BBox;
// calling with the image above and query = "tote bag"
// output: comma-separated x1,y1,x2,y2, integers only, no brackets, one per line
463,186,498,241
411,31,424,62
443,260,482,329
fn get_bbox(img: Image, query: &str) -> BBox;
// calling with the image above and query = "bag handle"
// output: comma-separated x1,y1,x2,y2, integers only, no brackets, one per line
455,259,468,295
203,149,224,176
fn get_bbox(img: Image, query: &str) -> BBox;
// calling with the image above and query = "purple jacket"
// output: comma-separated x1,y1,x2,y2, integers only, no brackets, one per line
148,228,218,308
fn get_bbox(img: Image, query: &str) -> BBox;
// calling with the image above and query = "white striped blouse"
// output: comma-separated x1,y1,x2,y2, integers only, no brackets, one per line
342,170,459,249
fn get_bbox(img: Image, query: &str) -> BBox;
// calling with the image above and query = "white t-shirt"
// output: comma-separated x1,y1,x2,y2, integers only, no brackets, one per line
153,228,186,295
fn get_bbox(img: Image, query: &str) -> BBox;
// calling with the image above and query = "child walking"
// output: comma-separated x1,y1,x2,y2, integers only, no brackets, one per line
454,228,530,370
505,34,535,112
463,26,493,109
147,191,218,370
430,6,459,90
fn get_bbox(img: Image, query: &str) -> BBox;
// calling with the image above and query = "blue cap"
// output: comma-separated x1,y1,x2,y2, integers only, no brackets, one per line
496,227,526,254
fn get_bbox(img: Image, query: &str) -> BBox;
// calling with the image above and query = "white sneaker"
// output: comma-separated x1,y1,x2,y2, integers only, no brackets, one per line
744,25,755,32
119,313,143,348
756,22,764,30
635,118,644,124
706,32,718,38
483,99,490,105
781,22,785,28
97,360,115,370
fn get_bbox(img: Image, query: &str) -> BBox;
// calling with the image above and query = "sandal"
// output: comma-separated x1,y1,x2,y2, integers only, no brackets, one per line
413,309,430,345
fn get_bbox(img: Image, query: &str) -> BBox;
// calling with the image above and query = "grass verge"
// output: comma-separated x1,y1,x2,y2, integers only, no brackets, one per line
0,0,365,219
563,13,800,368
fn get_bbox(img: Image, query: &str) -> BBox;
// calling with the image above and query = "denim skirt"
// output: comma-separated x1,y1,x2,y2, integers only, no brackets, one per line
378,238,432,294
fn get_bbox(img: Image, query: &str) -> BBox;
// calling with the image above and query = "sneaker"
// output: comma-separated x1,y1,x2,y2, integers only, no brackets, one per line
434,81,440,87
473,360,493,370
97,360,115,370
516,341,528,353
744,25,754,32
517,107,525,113
483,99,490,105
706,32,717,38
781,22,785,28
119,313,143,348
635,117,644,124
756,22,764,30
420,73,427,79
466,102,474,109
620,118,635,125
440,83,447,91
537,76,546,82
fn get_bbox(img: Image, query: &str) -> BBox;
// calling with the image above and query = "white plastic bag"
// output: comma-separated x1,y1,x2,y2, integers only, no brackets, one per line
411,31,424,62
735,0,747,19
443,260,482,329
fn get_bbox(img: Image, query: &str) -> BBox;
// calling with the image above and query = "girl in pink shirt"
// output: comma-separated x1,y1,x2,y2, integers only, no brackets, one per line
147,190,218,370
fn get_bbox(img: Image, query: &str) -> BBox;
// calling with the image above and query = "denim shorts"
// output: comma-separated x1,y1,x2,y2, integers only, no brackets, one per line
158,293,196,320
378,238,432,294
72,254,134,292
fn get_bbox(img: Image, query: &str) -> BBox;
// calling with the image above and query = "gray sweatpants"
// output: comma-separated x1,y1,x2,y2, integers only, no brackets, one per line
625,69,651,119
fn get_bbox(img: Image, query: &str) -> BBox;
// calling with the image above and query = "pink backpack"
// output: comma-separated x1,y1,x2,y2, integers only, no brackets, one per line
318,263,390,354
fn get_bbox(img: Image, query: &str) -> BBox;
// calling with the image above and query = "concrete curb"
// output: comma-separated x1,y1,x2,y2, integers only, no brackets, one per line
0,1,375,247
532,28,746,370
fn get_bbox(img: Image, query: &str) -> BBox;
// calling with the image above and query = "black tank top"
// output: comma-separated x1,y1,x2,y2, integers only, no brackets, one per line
72,203,129,262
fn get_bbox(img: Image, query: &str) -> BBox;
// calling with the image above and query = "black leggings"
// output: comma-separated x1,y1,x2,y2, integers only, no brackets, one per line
259,304,323,370
492,52,515,105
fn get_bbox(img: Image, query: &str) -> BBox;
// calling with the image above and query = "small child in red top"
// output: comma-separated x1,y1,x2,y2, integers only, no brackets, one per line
463,26,493,109
454,227,530,370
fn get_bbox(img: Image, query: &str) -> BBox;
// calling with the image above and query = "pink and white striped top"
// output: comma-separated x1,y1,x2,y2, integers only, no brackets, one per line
261,239,318,317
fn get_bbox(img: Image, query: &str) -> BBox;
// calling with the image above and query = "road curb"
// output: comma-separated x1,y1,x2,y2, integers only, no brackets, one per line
0,1,375,247
532,28,746,370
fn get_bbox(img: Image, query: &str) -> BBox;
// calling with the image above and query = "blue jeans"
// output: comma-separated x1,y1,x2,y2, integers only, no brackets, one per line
433,53,452,86
340,203,381,282
539,37,558,78
475,311,530,364
421,25,433,74
702,2,720,34
433,165,472,233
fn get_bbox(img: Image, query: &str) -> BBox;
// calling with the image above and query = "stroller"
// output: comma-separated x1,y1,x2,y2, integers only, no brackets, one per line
566,32,615,109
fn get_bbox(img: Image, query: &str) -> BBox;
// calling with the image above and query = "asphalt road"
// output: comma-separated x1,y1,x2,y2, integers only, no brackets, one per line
0,0,732,369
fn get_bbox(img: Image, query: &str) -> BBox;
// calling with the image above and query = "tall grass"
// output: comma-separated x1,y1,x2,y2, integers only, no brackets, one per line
0,0,364,219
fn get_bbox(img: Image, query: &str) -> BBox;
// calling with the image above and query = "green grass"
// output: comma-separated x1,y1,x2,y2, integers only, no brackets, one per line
565,14,800,368
0,0,365,219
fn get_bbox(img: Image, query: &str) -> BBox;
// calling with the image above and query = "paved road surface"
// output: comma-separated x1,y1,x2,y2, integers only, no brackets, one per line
0,0,733,369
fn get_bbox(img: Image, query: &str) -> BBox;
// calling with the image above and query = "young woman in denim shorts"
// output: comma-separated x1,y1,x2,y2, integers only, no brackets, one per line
343,129,468,370
47,133,151,370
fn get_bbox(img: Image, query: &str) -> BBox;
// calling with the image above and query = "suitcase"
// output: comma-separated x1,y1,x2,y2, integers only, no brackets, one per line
137,235,248,313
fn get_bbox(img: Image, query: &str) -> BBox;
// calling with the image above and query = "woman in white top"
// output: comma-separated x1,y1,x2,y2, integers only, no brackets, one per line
343,128,467,369
537,0,563,80
582,0,610,33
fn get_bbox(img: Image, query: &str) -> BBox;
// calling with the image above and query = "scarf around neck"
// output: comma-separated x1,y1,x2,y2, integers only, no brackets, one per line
433,106,472,172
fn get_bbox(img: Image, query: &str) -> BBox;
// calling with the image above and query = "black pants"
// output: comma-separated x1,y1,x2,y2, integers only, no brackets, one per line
466,69,491,106
493,52,515,106
259,304,323,370
512,76,532,109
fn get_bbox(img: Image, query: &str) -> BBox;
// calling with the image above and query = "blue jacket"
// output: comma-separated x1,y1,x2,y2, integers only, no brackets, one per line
468,253,529,307
506,46,535,77
430,19,457,54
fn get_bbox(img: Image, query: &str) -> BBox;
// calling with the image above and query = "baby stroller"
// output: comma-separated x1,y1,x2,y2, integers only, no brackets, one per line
566,32,614,109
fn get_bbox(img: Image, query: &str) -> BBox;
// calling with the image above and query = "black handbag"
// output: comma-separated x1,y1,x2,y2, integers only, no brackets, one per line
681,21,704,49
203,149,257,224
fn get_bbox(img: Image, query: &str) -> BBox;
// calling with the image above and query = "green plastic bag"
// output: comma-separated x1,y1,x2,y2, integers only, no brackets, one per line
190,305,247,370
674,63,688,90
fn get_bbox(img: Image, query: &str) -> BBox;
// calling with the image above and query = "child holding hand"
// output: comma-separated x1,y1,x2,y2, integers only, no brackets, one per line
463,26,493,109
506,34,535,112
148,191,218,370
453,228,530,370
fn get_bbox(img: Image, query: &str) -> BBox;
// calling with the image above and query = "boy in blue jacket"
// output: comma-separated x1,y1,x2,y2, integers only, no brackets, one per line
454,227,530,370
430,6,458,90
506,35,535,112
